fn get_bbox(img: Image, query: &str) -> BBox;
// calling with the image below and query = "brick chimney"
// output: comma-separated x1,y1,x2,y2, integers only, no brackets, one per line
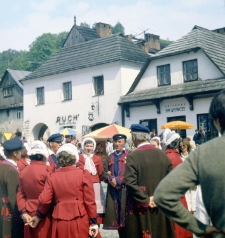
145,33,160,51
136,40,149,53
125,35,132,41
95,22,112,37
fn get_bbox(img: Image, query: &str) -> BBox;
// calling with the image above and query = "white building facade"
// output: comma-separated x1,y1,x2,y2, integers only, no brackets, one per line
20,33,149,141
119,26,225,140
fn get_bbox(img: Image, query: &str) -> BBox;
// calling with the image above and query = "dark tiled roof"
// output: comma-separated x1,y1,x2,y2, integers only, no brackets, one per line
0,103,23,110
119,78,225,104
7,69,31,88
75,26,99,41
154,26,225,75
21,34,150,82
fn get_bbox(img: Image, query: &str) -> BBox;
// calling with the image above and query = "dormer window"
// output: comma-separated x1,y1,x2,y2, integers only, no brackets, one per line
157,64,171,86
3,87,13,97
183,59,198,81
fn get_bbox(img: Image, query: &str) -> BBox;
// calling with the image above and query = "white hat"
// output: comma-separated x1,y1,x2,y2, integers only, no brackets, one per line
81,137,96,153
56,143,79,164
28,141,49,159
150,136,162,150
162,128,180,146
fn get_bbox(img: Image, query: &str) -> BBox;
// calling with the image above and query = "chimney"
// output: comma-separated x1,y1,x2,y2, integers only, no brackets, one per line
137,40,149,53
74,16,76,25
125,35,132,41
145,33,160,51
95,22,112,37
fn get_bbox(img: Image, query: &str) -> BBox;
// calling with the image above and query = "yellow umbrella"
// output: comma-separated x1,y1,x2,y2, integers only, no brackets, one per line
58,128,80,135
83,124,131,139
161,121,194,130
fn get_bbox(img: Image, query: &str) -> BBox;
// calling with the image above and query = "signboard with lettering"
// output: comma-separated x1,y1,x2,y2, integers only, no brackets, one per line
56,115,79,125
165,103,186,113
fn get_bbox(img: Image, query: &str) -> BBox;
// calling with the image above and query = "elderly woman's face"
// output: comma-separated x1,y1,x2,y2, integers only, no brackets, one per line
84,143,94,155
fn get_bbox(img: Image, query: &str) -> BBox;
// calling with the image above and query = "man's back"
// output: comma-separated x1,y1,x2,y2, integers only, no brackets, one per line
125,144,175,238
154,135,225,236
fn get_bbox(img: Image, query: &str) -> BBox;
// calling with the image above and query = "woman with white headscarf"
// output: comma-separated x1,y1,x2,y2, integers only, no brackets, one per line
162,129,192,238
17,140,55,238
77,137,106,226
30,143,99,238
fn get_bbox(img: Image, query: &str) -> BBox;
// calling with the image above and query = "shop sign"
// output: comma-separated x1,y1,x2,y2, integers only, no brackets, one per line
165,103,186,113
56,115,79,125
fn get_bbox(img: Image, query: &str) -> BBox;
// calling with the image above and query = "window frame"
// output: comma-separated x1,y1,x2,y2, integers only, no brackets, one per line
36,87,45,105
183,59,198,82
3,86,14,97
63,81,72,101
157,64,171,86
93,76,104,96
17,111,22,120
139,118,157,133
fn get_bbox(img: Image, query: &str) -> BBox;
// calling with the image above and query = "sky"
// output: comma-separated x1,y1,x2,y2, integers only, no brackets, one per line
0,0,224,52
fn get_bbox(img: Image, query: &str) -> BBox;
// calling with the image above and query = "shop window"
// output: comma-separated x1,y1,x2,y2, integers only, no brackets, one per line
3,87,13,97
183,59,198,82
36,87,44,105
63,82,72,100
167,116,186,138
94,76,104,95
140,119,157,134
157,64,171,86
197,113,218,141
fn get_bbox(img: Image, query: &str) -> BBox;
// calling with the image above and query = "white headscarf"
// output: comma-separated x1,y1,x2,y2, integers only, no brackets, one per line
150,136,162,150
56,143,79,164
0,147,6,160
81,137,97,175
162,128,180,146
28,141,49,159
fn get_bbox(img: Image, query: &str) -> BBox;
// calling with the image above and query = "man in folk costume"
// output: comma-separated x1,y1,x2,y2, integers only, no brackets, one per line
47,133,62,167
0,138,25,238
125,124,175,238
103,134,130,238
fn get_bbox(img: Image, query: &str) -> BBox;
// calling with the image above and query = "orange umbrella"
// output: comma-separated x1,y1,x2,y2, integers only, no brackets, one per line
161,121,194,130
83,124,131,139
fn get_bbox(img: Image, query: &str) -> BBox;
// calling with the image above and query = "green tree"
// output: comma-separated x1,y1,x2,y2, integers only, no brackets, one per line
92,22,97,30
112,22,125,35
80,22,90,28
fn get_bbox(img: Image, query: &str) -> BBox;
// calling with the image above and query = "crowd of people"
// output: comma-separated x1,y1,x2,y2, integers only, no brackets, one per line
0,90,225,238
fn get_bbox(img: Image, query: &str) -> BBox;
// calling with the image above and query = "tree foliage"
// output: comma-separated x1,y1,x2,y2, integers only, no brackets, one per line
80,22,90,28
0,31,68,77
112,22,125,35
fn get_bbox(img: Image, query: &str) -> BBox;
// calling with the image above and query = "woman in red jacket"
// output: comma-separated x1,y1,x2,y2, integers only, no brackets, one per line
162,129,192,238
30,143,99,238
77,137,105,225
17,140,54,238
17,144,31,172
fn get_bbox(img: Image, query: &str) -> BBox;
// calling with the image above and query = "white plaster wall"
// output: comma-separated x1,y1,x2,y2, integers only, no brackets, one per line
135,50,223,91
125,97,213,139
23,61,142,141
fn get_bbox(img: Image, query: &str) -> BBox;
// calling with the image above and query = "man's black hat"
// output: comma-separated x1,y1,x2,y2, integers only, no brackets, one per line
3,138,24,151
112,134,127,141
47,133,62,142
130,124,150,133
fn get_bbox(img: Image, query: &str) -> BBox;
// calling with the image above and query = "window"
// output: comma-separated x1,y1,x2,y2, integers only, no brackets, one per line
36,87,44,105
94,76,104,95
157,64,171,86
63,82,72,100
167,116,186,138
183,59,198,81
140,119,157,134
197,114,218,141
17,111,21,119
3,87,13,97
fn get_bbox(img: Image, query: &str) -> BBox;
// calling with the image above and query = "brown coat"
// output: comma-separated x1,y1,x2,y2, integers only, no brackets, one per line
0,163,24,238
125,144,175,238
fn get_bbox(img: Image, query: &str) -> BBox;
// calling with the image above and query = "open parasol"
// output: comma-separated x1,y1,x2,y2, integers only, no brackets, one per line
58,128,80,135
161,121,194,130
83,124,131,139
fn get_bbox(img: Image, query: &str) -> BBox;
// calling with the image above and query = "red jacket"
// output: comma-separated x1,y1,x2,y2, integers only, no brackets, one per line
38,166,97,221
17,157,29,172
77,154,103,183
17,160,54,215
165,149,183,168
